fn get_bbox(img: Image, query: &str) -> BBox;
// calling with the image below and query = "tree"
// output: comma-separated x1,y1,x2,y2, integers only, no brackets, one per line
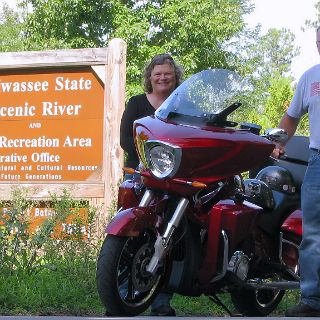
21,0,256,95
0,3,24,52
19,0,300,107
305,1,320,30
252,28,299,78
21,0,115,49
235,27,299,116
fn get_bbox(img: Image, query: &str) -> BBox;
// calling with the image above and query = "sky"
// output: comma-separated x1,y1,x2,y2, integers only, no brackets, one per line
245,0,319,81
1,0,319,81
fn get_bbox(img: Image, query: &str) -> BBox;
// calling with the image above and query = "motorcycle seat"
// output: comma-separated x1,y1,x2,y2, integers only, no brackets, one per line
274,136,309,190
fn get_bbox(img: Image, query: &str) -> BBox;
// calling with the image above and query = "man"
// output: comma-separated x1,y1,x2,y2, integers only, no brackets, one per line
272,26,320,317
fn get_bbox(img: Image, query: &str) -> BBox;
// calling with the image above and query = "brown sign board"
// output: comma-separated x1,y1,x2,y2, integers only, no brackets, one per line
0,40,127,209
1,206,89,239
0,67,104,182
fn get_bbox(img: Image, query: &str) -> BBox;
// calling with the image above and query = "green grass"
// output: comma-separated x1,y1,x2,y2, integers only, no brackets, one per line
171,294,232,316
0,264,104,316
171,290,300,316
0,264,300,317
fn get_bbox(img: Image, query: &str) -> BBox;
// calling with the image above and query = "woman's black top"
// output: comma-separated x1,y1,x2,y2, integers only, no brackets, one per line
120,94,155,168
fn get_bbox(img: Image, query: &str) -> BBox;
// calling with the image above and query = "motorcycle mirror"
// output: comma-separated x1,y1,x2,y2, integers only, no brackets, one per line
265,128,288,144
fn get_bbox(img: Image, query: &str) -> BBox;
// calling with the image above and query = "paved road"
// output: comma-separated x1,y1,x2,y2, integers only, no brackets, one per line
0,317,298,319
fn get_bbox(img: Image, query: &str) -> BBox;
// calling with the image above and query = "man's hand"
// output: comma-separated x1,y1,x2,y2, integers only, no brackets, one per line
271,144,285,158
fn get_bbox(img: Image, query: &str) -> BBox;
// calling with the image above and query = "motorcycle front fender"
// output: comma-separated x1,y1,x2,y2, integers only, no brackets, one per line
106,207,163,237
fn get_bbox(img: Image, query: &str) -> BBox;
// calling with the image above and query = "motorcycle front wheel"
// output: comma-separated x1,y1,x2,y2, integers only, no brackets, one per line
96,233,167,316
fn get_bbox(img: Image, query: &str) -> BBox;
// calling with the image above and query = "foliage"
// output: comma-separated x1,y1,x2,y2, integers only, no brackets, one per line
20,0,254,94
244,75,296,131
305,1,320,30
251,28,299,78
21,0,115,50
0,3,24,51
235,28,299,116
0,187,99,275
17,0,300,102
241,74,309,135
251,74,294,129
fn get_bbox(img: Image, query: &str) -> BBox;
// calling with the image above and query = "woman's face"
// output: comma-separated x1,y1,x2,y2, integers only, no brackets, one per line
149,63,176,96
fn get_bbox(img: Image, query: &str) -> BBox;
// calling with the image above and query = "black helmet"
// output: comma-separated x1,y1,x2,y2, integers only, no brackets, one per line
256,166,296,194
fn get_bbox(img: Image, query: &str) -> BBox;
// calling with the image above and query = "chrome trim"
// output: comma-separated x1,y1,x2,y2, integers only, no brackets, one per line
210,230,229,283
279,232,300,280
194,181,224,206
146,197,189,275
116,206,123,214
139,189,154,207
242,200,263,210
163,198,189,239
246,279,299,290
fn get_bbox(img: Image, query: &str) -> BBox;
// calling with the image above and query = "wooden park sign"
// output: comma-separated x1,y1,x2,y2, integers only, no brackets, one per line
0,39,127,209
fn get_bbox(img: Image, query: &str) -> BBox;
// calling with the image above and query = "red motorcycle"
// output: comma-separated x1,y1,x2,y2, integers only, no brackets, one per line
96,69,307,316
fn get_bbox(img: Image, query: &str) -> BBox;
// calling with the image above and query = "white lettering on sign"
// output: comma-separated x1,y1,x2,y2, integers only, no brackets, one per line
21,165,32,171
0,80,49,93
29,123,42,128
61,223,88,235
42,101,82,116
0,136,59,148
0,165,16,170
0,103,36,117
31,152,60,163
67,165,98,171
0,153,28,163
34,208,56,217
55,76,92,91
0,77,92,93
36,164,62,171
0,173,20,180
25,173,62,180
63,136,92,147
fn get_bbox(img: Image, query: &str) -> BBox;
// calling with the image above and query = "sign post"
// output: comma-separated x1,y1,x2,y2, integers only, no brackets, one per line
0,39,127,211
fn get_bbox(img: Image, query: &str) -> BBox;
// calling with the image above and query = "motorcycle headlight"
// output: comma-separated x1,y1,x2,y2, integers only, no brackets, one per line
145,141,181,179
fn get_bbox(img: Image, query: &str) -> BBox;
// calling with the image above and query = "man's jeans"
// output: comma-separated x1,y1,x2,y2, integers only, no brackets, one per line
300,149,320,310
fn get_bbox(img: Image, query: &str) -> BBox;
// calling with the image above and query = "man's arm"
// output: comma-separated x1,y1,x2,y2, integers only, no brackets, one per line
279,113,300,140
272,113,300,158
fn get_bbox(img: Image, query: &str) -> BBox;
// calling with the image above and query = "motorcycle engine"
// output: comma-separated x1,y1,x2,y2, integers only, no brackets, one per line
227,251,249,281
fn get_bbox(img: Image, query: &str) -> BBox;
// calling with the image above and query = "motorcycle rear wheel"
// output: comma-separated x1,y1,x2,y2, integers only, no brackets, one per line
96,233,166,316
231,275,285,316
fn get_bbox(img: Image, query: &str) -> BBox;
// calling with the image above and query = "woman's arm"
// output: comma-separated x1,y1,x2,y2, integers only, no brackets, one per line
120,97,139,160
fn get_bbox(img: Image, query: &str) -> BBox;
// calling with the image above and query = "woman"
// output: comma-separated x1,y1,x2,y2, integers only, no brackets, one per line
120,53,184,170
119,53,184,316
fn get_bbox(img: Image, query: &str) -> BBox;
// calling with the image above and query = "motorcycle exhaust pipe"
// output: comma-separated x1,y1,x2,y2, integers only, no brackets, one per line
246,279,300,290
228,272,299,290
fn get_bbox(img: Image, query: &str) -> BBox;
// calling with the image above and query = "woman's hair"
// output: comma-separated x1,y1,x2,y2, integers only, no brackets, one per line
143,53,184,93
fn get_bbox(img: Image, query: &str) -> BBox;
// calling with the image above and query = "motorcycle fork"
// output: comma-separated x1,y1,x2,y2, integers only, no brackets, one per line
139,189,154,207
141,193,189,275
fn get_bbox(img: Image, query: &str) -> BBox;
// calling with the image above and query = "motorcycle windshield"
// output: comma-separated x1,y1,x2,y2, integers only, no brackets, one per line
155,69,250,127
